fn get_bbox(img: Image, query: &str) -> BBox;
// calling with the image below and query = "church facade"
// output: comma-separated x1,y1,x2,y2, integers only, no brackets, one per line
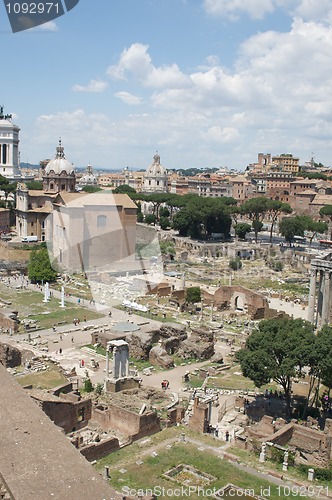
16,140,76,241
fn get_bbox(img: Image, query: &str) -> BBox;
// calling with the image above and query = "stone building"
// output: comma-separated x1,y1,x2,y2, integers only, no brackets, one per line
77,163,97,188
49,191,137,273
0,106,21,181
308,253,332,327
16,140,76,241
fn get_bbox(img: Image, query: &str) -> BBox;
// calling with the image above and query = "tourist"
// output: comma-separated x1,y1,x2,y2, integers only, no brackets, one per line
225,430,229,442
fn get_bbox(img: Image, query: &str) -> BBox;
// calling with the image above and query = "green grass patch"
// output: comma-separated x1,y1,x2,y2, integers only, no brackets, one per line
16,366,68,389
27,307,102,330
99,440,312,499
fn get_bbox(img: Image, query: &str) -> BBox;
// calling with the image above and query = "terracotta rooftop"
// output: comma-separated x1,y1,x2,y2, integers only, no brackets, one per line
55,192,137,209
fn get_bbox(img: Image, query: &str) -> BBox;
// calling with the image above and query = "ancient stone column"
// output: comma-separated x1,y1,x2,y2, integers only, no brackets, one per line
307,269,317,324
322,271,331,326
316,270,324,328
105,343,110,376
113,347,120,379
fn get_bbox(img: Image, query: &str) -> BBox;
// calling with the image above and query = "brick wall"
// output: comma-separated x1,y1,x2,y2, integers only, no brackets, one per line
78,436,120,461
91,404,160,440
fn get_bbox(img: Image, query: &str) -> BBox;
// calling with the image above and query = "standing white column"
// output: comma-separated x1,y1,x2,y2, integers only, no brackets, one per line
105,344,110,376
60,286,65,308
307,269,317,324
322,271,331,325
43,282,49,302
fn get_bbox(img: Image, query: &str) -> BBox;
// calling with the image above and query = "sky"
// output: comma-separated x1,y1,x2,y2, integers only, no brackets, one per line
1,0,332,171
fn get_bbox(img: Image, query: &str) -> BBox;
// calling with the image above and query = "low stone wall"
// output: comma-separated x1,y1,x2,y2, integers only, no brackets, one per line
78,436,120,461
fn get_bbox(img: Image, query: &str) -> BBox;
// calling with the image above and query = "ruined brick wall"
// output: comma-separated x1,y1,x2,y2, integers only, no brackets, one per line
0,314,19,333
212,286,268,319
91,404,160,440
188,398,209,433
0,342,21,367
37,398,92,434
79,437,120,461
290,425,327,454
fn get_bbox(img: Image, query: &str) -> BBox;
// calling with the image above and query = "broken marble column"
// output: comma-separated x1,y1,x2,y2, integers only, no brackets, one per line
259,442,266,463
60,286,65,308
43,282,49,302
282,451,289,471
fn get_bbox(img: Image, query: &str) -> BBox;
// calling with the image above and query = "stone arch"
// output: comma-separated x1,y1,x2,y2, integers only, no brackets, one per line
234,295,244,311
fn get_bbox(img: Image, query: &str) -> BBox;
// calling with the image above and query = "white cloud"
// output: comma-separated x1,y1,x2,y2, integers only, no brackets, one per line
203,0,332,22
107,43,190,89
72,80,108,93
28,17,332,169
205,126,240,143
203,0,275,20
36,21,59,31
114,92,143,105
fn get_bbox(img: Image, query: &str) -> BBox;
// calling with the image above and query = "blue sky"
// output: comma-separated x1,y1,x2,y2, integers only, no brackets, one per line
1,0,332,171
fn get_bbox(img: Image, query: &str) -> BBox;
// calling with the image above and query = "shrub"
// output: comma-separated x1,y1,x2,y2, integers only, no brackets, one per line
229,258,242,271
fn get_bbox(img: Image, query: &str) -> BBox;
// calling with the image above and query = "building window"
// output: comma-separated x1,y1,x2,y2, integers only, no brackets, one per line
61,184,65,190
2,144,7,164
97,215,107,227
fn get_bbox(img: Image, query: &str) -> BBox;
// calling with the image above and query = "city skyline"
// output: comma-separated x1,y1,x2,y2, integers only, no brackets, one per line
1,0,332,170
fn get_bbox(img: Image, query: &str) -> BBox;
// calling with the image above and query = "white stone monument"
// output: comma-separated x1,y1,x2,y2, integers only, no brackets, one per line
60,286,65,308
282,450,289,471
43,282,49,302
259,442,266,463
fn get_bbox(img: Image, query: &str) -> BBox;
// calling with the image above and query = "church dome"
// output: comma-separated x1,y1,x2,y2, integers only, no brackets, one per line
45,140,74,175
79,163,97,186
145,152,167,178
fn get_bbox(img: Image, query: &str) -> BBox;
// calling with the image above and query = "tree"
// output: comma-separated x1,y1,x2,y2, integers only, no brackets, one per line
0,175,16,207
172,196,232,240
266,200,292,243
159,216,170,230
297,216,328,246
160,240,176,258
144,214,156,225
83,371,94,393
279,216,305,244
185,287,201,303
236,317,315,415
113,184,137,194
159,206,170,218
319,205,332,239
26,181,43,190
82,185,102,193
229,258,242,271
240,197,269,243
28,246,57,283
235,223,251,240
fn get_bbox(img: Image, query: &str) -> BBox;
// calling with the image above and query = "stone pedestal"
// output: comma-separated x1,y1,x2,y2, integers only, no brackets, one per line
308,468,314,481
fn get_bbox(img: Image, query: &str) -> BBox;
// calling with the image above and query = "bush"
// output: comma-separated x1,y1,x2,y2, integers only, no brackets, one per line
229,258,242,271
83,371,94,393
270,261,283,272
185,287,201,303
159,216,170,230
145,214,156,225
